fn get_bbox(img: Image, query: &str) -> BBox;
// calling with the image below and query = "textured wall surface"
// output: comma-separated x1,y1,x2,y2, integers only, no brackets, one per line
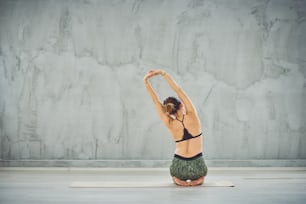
0,0,306,165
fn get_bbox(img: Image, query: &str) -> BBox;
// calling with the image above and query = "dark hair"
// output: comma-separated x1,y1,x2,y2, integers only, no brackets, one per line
163,97,181,115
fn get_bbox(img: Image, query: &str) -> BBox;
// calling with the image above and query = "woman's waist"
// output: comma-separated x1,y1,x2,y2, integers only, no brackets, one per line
174,152,203,160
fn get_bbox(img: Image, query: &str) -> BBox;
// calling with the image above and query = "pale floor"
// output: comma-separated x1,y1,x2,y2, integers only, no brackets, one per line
0,167,306,204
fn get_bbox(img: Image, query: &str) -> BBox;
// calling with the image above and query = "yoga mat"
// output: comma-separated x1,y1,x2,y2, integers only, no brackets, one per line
69,181,234,188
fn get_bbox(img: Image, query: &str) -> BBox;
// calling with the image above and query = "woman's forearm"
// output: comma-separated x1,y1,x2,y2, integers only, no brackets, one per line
162,72,181,93
144,79,160,104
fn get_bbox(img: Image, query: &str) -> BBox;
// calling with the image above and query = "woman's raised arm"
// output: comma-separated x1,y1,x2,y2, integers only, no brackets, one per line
143,71,169,125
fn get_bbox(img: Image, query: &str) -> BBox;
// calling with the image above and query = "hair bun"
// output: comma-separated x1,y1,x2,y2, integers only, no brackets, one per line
166,103,175,114
163,96,181,115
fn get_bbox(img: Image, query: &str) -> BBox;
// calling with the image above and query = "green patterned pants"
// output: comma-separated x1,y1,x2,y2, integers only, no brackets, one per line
170,154,208,180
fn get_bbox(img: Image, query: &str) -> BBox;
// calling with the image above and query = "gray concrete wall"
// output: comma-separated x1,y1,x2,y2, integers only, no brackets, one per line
0,0,306,166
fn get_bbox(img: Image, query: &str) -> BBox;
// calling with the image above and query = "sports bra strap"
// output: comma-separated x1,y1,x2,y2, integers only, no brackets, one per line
175,115,185,127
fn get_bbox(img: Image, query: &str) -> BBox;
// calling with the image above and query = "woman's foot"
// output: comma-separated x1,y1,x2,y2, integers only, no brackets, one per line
173,176,190,186
172,176,205,187
190,176,205,186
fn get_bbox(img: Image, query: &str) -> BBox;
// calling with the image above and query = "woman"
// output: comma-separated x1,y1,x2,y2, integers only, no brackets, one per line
143,69,208,186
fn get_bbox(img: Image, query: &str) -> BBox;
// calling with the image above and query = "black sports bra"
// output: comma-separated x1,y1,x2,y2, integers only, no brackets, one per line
175,115,202,143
